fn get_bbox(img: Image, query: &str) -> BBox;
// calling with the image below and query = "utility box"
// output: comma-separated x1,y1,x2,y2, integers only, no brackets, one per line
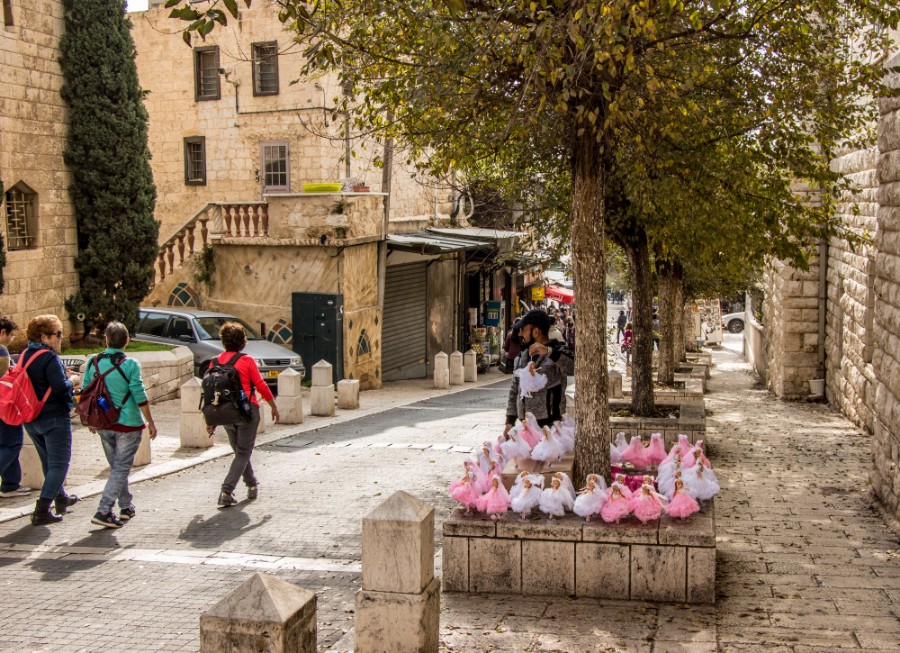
292,292,344,384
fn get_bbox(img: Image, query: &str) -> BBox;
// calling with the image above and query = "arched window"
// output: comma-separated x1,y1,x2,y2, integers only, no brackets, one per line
4,181,37,250
2,0,13,29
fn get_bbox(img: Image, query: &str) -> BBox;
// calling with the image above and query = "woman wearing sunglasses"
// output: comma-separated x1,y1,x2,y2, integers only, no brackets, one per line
20,314,80,525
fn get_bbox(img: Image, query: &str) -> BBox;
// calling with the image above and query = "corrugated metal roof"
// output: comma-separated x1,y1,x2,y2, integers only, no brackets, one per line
386,231,493,255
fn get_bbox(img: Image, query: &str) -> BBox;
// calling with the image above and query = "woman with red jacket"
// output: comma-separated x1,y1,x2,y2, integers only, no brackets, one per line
207,322,280,507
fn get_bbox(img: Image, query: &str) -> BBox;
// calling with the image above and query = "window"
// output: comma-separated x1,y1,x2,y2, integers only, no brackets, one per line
260,141,290,194
4,182,37,250
193,46,220,101
137,312,170,337
166,317,194,341
2,0,13,29
864,257,876,365
252,42,279,96
183,136,206,185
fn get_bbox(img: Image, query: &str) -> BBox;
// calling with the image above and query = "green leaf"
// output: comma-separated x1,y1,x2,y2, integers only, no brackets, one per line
223,0,239,18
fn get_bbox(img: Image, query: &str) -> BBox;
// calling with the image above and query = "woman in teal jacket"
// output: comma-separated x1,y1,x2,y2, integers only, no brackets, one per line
81,322,157,529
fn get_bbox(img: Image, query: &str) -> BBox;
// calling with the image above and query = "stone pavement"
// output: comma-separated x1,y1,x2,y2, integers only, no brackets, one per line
0,342,898,652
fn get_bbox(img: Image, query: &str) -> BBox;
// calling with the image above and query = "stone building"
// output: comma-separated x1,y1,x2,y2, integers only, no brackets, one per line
755,33,900,520
131,1,518,389
0,0,79,329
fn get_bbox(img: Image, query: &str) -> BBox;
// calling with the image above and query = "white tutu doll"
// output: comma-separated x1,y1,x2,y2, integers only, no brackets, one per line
555,422,575,453
585,473,607,491
539,477,572,519
573,476,607,522
500,430,531,464
514,361,548,399
510,475,543,520
510,470,544,500
613,431,628,453
532,426,565,462
553,472,577,506
610,442,623,464
682,458,719,501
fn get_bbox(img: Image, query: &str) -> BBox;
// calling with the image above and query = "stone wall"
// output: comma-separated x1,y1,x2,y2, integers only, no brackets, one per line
825,148,879,431
0,0,79,327
130,3,449,243
871,47,900,519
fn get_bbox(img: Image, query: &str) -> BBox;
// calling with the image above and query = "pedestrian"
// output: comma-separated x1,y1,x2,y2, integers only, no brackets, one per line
21,315,80,525
565,317,576,352
652,312,660,351
503,309,574,437
622,321,634,368
207,322,280,507
82,322,157,529
502,321,522,374
548,316,565,344
0,315,33,499
616,310,627,343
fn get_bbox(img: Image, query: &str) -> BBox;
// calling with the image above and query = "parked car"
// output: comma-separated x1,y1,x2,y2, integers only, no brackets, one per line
722,311,745,333
134,307,304,389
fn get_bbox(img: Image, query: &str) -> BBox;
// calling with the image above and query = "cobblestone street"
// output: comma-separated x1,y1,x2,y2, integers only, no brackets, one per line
0,343,898,652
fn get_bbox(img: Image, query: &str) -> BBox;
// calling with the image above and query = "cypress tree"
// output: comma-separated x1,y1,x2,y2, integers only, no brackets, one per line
0,177,6,294
59,0,158,331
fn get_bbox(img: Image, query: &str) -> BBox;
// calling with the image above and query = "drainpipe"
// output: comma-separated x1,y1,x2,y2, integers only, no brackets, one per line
816,238,828,382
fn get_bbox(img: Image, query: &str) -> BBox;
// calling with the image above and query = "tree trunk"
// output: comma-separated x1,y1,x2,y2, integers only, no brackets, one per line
625,231,655,416
571,135,610,485
673,260,686,364
656,259,676,386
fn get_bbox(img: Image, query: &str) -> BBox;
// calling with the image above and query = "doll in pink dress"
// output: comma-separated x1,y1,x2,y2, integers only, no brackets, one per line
646,433,667,467
539,477,572,519
675,433,693,458
611,473,634,499
510,475,543,519
666,478,700,519
683,441,710,469
449,464,481,514
573,476,607,522
476,476,510,518
600,483,632,523
514,361,548,398
520,412,543,449
620,435,650,468
629,481,667,523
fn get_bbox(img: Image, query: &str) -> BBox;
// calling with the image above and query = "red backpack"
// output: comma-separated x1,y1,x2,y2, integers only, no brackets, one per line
0,349,52,425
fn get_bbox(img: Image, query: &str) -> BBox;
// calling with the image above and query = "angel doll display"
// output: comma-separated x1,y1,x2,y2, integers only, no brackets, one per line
531,426,566,462
666,478,701,519
539,477,573,519
573,476,607,522
510,475,543,520
476,476,510,519
514,361,548,398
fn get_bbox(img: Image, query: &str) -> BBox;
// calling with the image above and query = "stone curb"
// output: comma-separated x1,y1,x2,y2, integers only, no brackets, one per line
0,371,510,524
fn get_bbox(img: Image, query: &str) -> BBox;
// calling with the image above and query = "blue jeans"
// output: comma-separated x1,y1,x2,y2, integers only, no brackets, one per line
0,421,24,492
24,415,72,501
97,430,142,514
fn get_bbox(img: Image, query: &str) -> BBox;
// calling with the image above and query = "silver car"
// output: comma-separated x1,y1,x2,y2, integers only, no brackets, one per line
135,307,304,389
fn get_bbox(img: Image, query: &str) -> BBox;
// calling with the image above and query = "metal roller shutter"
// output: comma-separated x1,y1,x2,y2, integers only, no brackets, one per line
382,262,427,381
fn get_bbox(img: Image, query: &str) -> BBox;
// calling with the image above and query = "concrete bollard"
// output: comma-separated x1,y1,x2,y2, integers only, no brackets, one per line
463,350,477,383
608,370,623,398
337,379,360,409
257,402,267,435
433,352,449,389
310,360,335,417
133,429,152,467
275,368,304,424
180,378,212,448
200,572,317,653
449,351,464,386
19,439,44,489
355,491,440,653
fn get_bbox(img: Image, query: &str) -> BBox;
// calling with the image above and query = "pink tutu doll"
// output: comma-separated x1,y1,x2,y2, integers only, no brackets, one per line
628,482,667,524
476,476,510,519
600,483,632,523
620,435,650,468
646,433,667,467
449,464,481,514
666,478,700,519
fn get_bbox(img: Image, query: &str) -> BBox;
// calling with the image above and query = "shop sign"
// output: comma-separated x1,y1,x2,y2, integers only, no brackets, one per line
531,286,545,301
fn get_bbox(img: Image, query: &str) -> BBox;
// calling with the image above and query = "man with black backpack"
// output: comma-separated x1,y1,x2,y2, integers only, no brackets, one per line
80,322,157,529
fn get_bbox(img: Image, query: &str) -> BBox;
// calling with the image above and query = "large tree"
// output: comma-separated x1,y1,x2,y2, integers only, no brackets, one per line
170,0,897,481
60,0,159,331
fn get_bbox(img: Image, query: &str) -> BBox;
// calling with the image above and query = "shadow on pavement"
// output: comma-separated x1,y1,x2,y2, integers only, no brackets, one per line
178,509,272,549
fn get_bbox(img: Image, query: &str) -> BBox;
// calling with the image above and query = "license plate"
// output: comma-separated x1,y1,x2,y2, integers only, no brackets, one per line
267,370,281,378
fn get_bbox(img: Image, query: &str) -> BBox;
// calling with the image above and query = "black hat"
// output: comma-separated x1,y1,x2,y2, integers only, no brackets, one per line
518,309,551,335
512,319,522,330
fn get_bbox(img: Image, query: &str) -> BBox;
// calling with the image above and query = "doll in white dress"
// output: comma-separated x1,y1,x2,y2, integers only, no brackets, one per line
553,472,577,506
510,475,543,519
539,477,571,519
532,426,565,462
500,430,531,465
573,476,607,522
514,361,548,398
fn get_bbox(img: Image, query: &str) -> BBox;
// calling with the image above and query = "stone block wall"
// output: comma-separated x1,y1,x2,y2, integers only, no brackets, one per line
825,148,879,432
762,258,821,398
0,0,79,327
872,48,900,518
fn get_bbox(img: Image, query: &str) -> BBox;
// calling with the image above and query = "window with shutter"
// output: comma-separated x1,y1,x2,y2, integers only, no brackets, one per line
194,46,220,101
252,42,279,96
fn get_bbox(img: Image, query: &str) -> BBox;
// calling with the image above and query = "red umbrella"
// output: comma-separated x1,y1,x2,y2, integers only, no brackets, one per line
545,285,575,303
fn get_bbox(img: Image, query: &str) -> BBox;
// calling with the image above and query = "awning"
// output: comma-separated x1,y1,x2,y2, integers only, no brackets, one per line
386,231,494,255
427,227,522,253
545,285,575,303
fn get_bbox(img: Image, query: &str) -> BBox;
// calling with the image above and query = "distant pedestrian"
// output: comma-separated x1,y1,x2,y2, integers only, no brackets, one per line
652,313,660,351
548,316,565,344
622,322,634,367
21,315,80,525
0,315,33,500
207,322,280,507
616,310,627,343
83,322,157,529
565,317,576,352
502,321,522,374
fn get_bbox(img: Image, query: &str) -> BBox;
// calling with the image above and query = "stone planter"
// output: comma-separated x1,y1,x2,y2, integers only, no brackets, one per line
608,401,706,447
442,501,715,603
623,378,704,405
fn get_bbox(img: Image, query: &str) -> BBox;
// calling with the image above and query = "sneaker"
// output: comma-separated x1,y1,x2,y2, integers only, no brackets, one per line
247,485,258,500
54,494,79,515
119,505,136,522
91,512,123,529
0,486,34,498
217,492,237,507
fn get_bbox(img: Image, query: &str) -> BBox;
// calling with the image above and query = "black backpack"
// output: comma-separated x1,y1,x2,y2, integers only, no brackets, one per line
200,353,251,426
75,353,130,430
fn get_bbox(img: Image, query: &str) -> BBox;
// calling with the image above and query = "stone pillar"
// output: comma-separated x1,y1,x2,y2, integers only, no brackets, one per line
337,379,360,409
310,360,335,417
433,352,449,389
19,439,44,489
356,491,439,653
448,351,464,386
463,350,477,382
608,370,623,398
200,572,316,653
133,429,152,467
257,403,267,435
180,378,212,448
275,368,304,424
